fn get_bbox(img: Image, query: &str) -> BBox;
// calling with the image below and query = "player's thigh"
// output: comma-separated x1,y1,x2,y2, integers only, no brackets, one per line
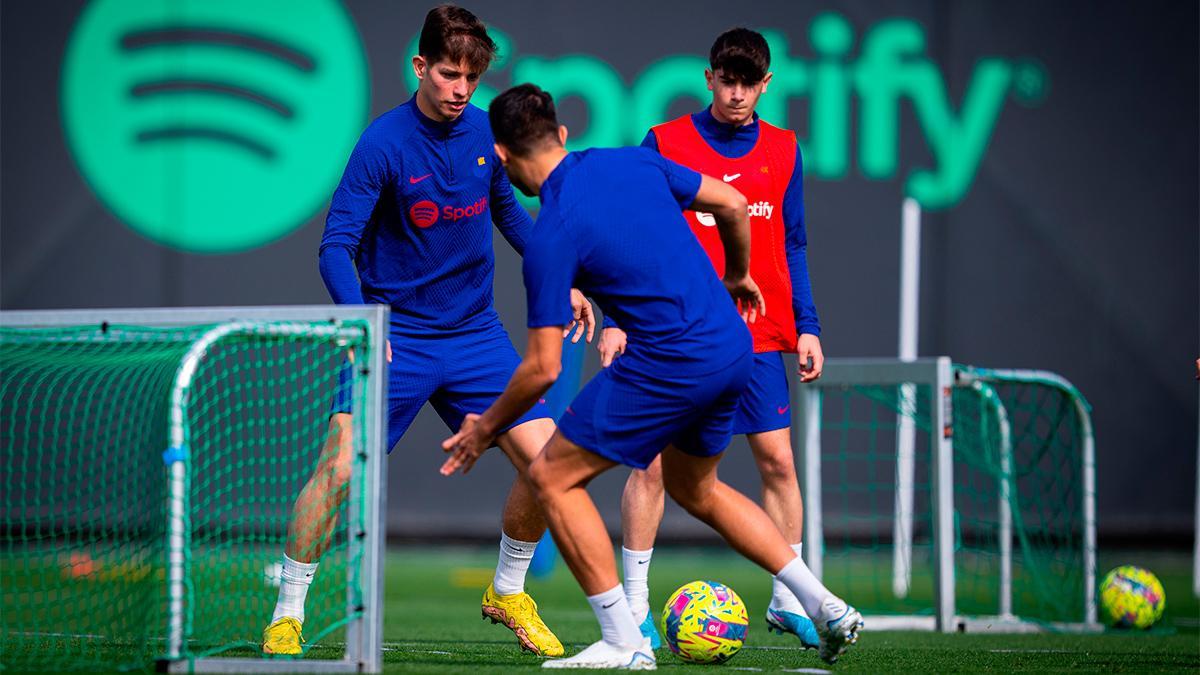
527,429,617,497
431,324,552,434
556,364,696,470
496,417,556,474
660,443,722,507
731,351,791,436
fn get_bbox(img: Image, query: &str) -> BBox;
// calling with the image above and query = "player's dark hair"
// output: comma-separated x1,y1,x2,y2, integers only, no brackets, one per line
709,27,771,84
418,4,497,73
489,84,560,157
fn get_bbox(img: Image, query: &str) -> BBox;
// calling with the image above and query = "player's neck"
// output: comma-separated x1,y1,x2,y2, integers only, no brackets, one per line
707,103,756,128
527,147,569,195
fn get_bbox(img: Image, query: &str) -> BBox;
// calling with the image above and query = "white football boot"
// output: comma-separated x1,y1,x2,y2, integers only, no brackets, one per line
542,637,656,670
814,596,863,664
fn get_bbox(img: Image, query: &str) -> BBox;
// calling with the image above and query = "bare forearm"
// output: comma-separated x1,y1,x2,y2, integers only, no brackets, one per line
714,206,752,279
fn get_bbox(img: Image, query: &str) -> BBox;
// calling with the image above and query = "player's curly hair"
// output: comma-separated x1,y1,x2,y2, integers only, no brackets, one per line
710,27,770,84
489,84,560,157
419,4,497,73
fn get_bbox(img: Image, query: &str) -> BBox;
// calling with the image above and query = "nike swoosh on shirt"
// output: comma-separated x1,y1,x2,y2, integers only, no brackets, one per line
723,173,741,182
777,404,790,415
409,173,432,184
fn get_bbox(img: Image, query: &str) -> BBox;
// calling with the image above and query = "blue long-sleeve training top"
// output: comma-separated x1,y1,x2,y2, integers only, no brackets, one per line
641,107,820,337
319,96,533,335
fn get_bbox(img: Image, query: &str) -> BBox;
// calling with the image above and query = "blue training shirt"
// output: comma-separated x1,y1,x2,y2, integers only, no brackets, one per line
641,107,820,337
319,96,532,335
525,147,751,373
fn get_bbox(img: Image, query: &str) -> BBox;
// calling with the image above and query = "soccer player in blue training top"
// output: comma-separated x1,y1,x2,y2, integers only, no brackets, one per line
262,6,589,658
604,27,824,650
441,84,862,669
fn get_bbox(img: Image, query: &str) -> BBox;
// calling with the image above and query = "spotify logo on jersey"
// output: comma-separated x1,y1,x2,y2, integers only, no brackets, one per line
61,0,369,253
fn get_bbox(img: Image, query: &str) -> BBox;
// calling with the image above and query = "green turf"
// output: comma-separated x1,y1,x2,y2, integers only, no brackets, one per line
2,546,1197,672
364,546,1198,673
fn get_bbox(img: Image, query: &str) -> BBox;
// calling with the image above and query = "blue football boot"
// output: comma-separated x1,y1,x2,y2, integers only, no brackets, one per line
638,612,662,649
765,607,820,649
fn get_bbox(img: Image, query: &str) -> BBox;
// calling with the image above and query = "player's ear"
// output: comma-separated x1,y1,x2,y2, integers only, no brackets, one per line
557,125,568,146
705,68,714,92
412,55,426,82
760,71,773,93
494,143,509,165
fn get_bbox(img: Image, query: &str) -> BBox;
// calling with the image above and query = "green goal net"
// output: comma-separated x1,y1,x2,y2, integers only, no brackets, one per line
796,358,1097,632
0,308,387,672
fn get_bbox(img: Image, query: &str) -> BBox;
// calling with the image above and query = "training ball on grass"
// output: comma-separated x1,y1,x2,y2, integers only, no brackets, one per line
662,580,748,663
1099,565,1165,629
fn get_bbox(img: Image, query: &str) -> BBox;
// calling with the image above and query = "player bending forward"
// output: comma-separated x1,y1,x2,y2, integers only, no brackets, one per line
441,84,861,669
262,6,588,658
605,27,824,649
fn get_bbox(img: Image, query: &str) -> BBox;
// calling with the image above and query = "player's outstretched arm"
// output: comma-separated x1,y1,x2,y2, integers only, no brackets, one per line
440,326,564,475
690,174,766,323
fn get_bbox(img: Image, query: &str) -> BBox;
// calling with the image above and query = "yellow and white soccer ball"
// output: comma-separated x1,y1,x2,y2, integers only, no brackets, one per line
662,580,748,664
1099,565,1165,629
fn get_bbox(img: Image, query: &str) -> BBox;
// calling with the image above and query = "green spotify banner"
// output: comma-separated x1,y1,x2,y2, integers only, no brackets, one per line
61,0,368,253
2,1,1196,536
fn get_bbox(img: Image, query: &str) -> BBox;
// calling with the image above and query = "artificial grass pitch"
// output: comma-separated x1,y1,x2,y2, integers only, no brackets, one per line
370,546,1199,673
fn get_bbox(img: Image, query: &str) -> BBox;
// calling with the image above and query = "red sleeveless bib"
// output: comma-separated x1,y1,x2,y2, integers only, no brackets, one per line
651,115,799,353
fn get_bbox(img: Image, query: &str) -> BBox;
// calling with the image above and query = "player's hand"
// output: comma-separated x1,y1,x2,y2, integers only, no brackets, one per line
565,289,596,344
723,274,766,324
440,413,493,476
797,333,824,383
348,340,392,364
598,327,627,367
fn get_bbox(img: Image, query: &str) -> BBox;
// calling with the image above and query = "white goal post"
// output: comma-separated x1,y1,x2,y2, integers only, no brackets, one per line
0,306,389,673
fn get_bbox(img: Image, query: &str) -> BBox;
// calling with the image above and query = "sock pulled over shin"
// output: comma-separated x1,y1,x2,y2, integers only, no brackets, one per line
621,547,653,622
272,554,318,623
587,585,644,648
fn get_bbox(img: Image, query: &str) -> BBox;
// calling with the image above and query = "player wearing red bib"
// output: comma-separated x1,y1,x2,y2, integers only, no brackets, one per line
604,28,826,650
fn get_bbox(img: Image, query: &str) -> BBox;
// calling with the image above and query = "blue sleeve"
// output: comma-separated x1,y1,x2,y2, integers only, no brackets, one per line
784,147,821,337
319,247,365,304
490,147,534,255
523,211,579,328
651,153,702,209
640,130,659,152
318,128,392,304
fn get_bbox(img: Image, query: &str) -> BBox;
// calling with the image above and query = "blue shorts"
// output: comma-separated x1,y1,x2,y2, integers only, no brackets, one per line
732,352,792,435
557,349,754,469
333,321,551,453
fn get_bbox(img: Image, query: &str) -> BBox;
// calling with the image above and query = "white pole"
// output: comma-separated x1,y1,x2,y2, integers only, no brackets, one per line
893,197,921,598
802,388,824,581
933,357,957,632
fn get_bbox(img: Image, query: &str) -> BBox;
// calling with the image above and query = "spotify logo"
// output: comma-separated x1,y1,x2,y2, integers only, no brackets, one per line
61,0,369,253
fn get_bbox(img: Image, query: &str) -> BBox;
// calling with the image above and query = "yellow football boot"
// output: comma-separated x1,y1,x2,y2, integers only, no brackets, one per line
262,616,304,656
481,583,564,656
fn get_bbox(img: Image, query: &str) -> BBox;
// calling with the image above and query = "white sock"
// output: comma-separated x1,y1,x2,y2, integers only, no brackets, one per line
621,547,653,622
770,544,807,615
587,584,644,648
492,532,538,596
272,554,318,623
774,554,834,620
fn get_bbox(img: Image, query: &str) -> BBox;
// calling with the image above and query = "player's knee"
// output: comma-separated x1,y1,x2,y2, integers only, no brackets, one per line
663,475,710,517
629,460,665,497
756,451,797,486
526,454,555,503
